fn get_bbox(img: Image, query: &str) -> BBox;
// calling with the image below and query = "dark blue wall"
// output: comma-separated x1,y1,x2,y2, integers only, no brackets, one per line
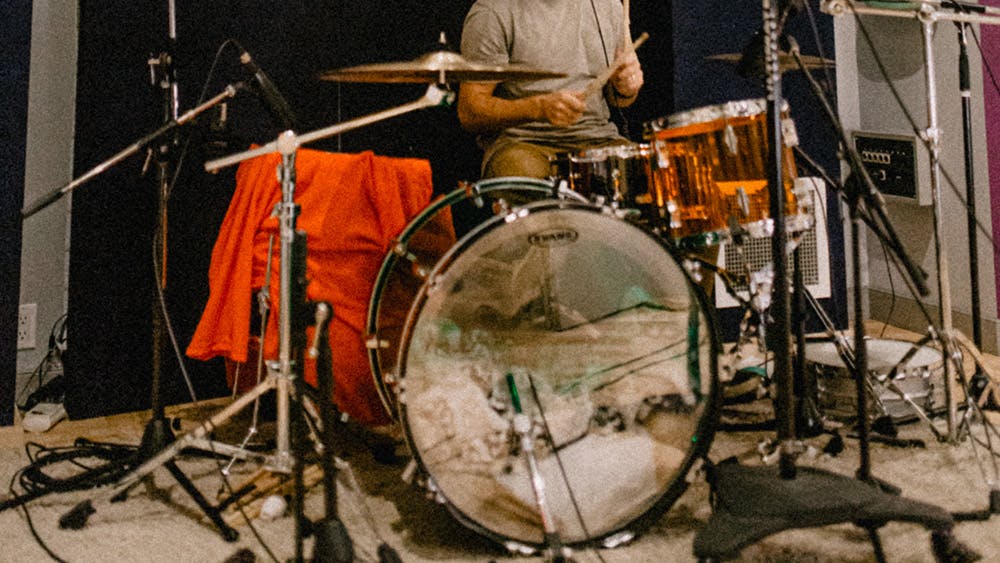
0,2,32,426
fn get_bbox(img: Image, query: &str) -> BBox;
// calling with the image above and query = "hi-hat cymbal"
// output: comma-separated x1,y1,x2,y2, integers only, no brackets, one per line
706,52,835,73
319,50,567,84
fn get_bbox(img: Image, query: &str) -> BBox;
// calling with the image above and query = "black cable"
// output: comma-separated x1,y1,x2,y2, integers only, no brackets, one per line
151,39,240,407
16,314,68,412
1,440,138,514
589,0,632,139
8,466,69,563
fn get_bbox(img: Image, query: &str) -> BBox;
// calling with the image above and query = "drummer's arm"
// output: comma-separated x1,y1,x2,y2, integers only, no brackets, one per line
457,82,587,134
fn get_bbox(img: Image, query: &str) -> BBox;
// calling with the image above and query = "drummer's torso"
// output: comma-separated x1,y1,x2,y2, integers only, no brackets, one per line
462,0,624,145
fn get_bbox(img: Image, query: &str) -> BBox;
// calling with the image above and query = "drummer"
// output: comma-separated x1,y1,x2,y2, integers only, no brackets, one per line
457,0,644,180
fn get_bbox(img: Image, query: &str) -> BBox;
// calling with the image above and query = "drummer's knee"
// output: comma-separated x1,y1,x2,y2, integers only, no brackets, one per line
484,143,553,180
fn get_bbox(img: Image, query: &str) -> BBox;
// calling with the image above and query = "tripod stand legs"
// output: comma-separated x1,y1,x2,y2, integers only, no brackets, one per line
59,375,278,537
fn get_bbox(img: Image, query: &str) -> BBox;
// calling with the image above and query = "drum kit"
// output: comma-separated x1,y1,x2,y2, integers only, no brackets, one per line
40,12,988,562
321,33,989,562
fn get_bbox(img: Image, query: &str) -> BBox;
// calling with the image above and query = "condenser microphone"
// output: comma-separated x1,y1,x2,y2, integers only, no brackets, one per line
239,49,297,130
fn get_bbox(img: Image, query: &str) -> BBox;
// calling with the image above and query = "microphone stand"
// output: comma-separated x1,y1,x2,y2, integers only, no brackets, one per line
690,3,966,560
822,0,1000,447
955,14,989,398
141,0,182,461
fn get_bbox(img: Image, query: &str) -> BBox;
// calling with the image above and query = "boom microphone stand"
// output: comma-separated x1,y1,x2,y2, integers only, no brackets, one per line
141,0,182,461
691,3,967,560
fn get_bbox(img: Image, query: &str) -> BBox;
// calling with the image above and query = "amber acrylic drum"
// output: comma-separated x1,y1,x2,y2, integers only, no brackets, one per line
366,177,556,417
644,98,803,245
392,197,721,550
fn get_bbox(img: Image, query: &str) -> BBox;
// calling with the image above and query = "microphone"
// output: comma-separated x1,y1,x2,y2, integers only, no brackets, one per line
239,49,297,130
736,0,804,79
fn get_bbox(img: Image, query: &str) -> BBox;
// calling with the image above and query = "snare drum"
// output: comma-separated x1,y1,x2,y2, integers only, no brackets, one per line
645,98,802,244
805,338,945,423
391,197,721,549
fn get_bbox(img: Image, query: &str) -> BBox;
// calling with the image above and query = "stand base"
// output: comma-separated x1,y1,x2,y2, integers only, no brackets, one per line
693,461,975,561
136,416,175,462
312,517,355,563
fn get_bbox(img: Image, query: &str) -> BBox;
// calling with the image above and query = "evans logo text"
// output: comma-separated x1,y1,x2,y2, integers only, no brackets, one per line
528,228,579,247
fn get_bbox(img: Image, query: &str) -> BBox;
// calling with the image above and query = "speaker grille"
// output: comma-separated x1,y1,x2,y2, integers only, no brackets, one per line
715,177,831,308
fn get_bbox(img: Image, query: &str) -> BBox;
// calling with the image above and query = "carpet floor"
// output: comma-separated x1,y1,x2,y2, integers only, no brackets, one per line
2,323,1000,563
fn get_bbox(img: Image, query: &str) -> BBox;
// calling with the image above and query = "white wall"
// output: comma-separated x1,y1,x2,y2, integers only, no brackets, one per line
835,11,999,351
17,4,78,397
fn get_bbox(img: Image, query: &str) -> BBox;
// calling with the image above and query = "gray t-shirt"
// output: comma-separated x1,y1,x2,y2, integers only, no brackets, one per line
460,0,626,158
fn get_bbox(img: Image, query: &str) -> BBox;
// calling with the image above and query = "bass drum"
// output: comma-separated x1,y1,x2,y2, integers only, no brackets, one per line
366,177,556,417
395,198,721,549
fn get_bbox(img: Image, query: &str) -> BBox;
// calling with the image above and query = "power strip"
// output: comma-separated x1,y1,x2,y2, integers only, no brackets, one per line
23,402,66,433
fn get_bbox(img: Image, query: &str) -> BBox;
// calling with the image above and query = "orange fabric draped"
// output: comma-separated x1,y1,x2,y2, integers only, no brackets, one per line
186,148,434,426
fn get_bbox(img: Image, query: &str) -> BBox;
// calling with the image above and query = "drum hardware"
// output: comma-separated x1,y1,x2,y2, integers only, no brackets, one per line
693,4,965,561
221,234,278,477
823,1,1000,523
823,0,1000,444
506,373,573,563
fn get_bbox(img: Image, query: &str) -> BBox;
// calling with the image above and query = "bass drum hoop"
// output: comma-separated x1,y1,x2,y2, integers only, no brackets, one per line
366,176,557,418
395,197,722,550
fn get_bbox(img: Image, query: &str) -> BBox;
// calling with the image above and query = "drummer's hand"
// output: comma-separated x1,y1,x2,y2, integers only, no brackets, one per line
609,48,643,99
536,90,586,127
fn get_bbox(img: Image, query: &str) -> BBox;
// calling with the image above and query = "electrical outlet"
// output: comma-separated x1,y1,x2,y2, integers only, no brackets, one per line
18,303,37,350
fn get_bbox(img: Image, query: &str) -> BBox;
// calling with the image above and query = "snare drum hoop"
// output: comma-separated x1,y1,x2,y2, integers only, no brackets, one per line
805,338,943,379
644,98,788,135
366,177,556,418
394,198,723,549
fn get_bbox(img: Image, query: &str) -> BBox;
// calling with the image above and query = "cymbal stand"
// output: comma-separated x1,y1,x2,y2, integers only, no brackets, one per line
59,84,454,557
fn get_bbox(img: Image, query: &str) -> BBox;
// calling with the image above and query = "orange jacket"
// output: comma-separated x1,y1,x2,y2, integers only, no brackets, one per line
187,148,434,426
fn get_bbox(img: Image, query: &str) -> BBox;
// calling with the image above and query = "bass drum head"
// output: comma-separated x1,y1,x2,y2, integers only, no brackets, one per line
397,200,721,548
367,177,555,418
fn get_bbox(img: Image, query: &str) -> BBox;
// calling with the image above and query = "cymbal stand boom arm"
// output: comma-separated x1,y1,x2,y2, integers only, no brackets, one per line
204,83,454,173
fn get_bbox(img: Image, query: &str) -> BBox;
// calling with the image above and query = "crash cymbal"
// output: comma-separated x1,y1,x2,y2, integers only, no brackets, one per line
706,52,835,73
319,50,566,84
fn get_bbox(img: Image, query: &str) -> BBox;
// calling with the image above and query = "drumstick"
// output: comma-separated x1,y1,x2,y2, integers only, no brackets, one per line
623,0,632,50
583,31,648,98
